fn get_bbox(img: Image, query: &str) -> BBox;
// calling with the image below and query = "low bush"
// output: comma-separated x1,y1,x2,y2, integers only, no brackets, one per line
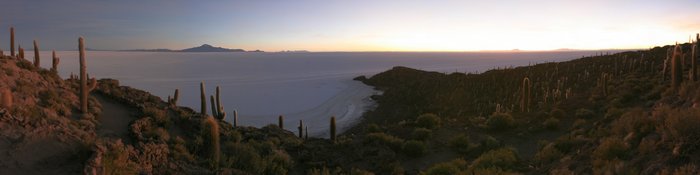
449,134,472,154
412,128,432,141
486,112,515,130
416,113,441,129
422,159,468,175
470,147,519,170
575,108,595,119
402,140,427,157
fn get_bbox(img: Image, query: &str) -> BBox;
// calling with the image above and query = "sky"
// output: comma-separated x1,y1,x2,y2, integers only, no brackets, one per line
1,0,699,52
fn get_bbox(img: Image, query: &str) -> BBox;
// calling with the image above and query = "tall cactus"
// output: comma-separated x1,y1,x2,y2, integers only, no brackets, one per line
692,34,698,81
233,110,238,127
672,44,683,88
79,37,97,114
278,115,284,128
601,73,608,97
18,46,24,59
520,77,531,112
330,116,337,142
200,81,207,115
0,88,12,109
215,86,225,120
33,40,40,68
210,95,217,117
51,50,60,72
298,120,304,138
10,27,14,57
169,89,179,106
202,116,220,170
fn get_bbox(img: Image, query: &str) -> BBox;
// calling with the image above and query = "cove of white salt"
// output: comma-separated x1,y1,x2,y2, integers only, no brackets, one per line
35,50,621,137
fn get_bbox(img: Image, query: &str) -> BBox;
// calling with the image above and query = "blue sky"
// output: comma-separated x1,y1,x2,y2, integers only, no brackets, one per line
1,0,699,51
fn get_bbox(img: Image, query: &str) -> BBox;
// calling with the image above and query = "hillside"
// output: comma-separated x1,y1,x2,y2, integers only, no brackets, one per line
0,36,699,174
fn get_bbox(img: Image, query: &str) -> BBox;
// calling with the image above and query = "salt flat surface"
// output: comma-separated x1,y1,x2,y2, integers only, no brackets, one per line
32,50,620,137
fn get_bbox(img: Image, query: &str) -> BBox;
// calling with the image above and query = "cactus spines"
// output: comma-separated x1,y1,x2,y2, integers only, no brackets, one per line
298,120,304,138
202,116,220,170
10,27,14,57
210,95,217,117
33,40,40,68
278,115,284,128
692,33,698,81
200,81,207,115
520,77,531,112
51,50,60,72
672,44,683,88
0,88,12,109
233,110,238,127
330,116,337,142
79,37,97,114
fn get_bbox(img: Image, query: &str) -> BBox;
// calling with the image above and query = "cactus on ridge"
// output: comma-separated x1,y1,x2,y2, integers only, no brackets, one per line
79,37,97,114
330,116,337,142
10,27,14,57
200,81,207,115
33,40,40,68
278,115,284,128
520,77,531,112
51,50,60,72
298,120,304,138
672,44,683,88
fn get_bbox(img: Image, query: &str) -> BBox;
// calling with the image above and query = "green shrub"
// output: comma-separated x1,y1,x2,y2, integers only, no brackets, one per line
412,128,432,141
449,134,472,154
611,108,654,137
486,112,515,130
550,108,566,118
470,147,519,170
479,136,502,152
422,159,468,175
402,140,427,157
365,132,405,151
593,138,629,160
366,123,382,133
534,143,563,164
575,108,595,119
416,113,441,129
543,117,560,130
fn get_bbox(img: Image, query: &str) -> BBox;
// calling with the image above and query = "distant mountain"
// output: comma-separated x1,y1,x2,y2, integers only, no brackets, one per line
180,44,245,52
120,44,255,52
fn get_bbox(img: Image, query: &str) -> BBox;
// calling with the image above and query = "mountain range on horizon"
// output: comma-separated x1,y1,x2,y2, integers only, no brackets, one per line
119,44,262,52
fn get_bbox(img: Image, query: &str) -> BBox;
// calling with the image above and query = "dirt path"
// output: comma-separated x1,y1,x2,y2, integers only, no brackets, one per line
94,93,138,142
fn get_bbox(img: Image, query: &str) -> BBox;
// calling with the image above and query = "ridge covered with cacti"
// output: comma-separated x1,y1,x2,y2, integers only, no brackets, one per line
1,25,700,174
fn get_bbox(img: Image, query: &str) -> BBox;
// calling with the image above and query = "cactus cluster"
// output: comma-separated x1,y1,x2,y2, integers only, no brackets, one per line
51,50,60,72
168,89,179,106
0,88,12,109
79,37,97,114
199,82,227,120
33,40,40,68
202,116,220,170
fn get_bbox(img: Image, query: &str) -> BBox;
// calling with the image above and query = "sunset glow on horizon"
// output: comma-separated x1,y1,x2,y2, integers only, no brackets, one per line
2,0,699,52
